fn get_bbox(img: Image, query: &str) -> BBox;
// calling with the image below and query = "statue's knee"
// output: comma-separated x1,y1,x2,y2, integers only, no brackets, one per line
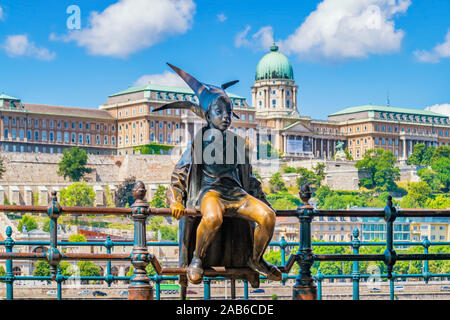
261,209,276,229
202,213,223,230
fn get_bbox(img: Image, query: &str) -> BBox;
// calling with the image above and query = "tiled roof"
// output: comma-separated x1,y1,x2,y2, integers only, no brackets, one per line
23,103,115,120
76,229,129,241
0,234,4,241
329,105,448,118
110,83,245,99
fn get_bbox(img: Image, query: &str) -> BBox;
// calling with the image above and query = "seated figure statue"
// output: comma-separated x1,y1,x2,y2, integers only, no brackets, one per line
153,63,282,286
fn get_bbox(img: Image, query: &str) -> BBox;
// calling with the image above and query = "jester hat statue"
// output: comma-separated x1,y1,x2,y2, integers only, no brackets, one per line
153,63,281,287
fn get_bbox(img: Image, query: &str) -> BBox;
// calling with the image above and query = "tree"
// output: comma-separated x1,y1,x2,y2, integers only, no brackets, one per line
314,186,333,209
269,172,287,193
57,147,92,181
312,163,326,187
355,148,400,191
159,225,178,241
431,157,450,192
296,167,317,188
77,261,100,277
43,218,51,232
59,182,95,207
18,215,38,233
271,197,298,210
149,185,168,208
33,260,51,277
115,176,137,208
400,181,432,208
417,168,441,192
426,195,450,209
68,233,87,243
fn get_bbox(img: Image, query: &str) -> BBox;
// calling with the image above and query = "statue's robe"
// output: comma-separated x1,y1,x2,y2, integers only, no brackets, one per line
167,127,270,285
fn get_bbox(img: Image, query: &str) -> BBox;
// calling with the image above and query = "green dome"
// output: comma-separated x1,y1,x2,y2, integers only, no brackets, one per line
255,44,294,81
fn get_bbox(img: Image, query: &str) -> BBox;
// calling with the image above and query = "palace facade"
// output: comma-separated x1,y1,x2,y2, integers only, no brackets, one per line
1,45,449,160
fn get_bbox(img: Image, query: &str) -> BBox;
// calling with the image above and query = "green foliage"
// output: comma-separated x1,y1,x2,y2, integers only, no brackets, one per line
400,182,432,208
269,172,287,193
417,168,441,192
146,264,156,276
57,147,92,181
104,185,116,208
264,250,282,267
18,215,38,233
59,182,95,207
425,195,450,209
355,148,400,191
58,262,74,277
77,261,100,277
115,176,137,208
407,143,435,166
0,265,5,278
33,260,51,277
311,242,352,276
134,143,174,155
271,197,298,210
258,141,282,159
32,191,40,206
431,157,450,192
42,218,51,232
313,187,394,210
159,225,178,241
412,145,450,193
68,233,87,242
266,192,301,209
149,185,168,208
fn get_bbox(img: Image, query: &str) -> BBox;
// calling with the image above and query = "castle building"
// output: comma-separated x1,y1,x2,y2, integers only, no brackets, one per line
0,46,449,160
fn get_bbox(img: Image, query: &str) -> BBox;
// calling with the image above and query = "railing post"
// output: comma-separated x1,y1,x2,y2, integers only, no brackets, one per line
154,275,162,300
243,280,249,300
128,181,153,300
293,184,317,300
46,191,62,280
104,236,114,287
383,195,398,300
314,269,324,300
5,226,14,300
351,227,361,300
56,268,64,300
203,277,211,300
280,236,287,286
422,236,431,284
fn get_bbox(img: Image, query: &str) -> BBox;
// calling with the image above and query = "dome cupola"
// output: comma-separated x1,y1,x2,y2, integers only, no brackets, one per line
255,44,294,81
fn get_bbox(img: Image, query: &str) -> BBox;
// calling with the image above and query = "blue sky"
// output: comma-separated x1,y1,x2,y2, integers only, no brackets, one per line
0,0,449,120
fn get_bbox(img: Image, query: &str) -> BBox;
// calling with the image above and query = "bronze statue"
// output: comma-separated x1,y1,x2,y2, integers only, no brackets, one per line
153,63,281,286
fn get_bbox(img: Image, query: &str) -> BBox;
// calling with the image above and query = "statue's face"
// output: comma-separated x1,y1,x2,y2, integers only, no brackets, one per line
206,96,232,131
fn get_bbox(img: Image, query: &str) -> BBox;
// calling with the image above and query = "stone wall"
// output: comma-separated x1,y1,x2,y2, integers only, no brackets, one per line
0,152,176,206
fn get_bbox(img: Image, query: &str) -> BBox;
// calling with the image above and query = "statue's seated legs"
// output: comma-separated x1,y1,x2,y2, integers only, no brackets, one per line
187,191,281,285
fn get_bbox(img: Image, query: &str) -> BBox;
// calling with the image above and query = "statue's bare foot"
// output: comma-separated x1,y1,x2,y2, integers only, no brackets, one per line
187,256,203,285
248,258,282,281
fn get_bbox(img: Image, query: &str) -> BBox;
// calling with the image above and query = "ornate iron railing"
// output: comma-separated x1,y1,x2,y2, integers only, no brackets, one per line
0,182,449,300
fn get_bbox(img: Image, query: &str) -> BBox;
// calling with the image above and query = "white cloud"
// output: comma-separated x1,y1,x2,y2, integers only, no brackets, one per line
234,25,274,51
217,13,227,22
425,104,450,117
3,34,56,61
54,0,196,58
236,0,410,61
0,6,4,21
414,30,450,63
134,71,189,88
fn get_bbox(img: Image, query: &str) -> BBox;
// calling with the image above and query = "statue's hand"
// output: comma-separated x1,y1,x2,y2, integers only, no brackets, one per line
170,202,185,220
